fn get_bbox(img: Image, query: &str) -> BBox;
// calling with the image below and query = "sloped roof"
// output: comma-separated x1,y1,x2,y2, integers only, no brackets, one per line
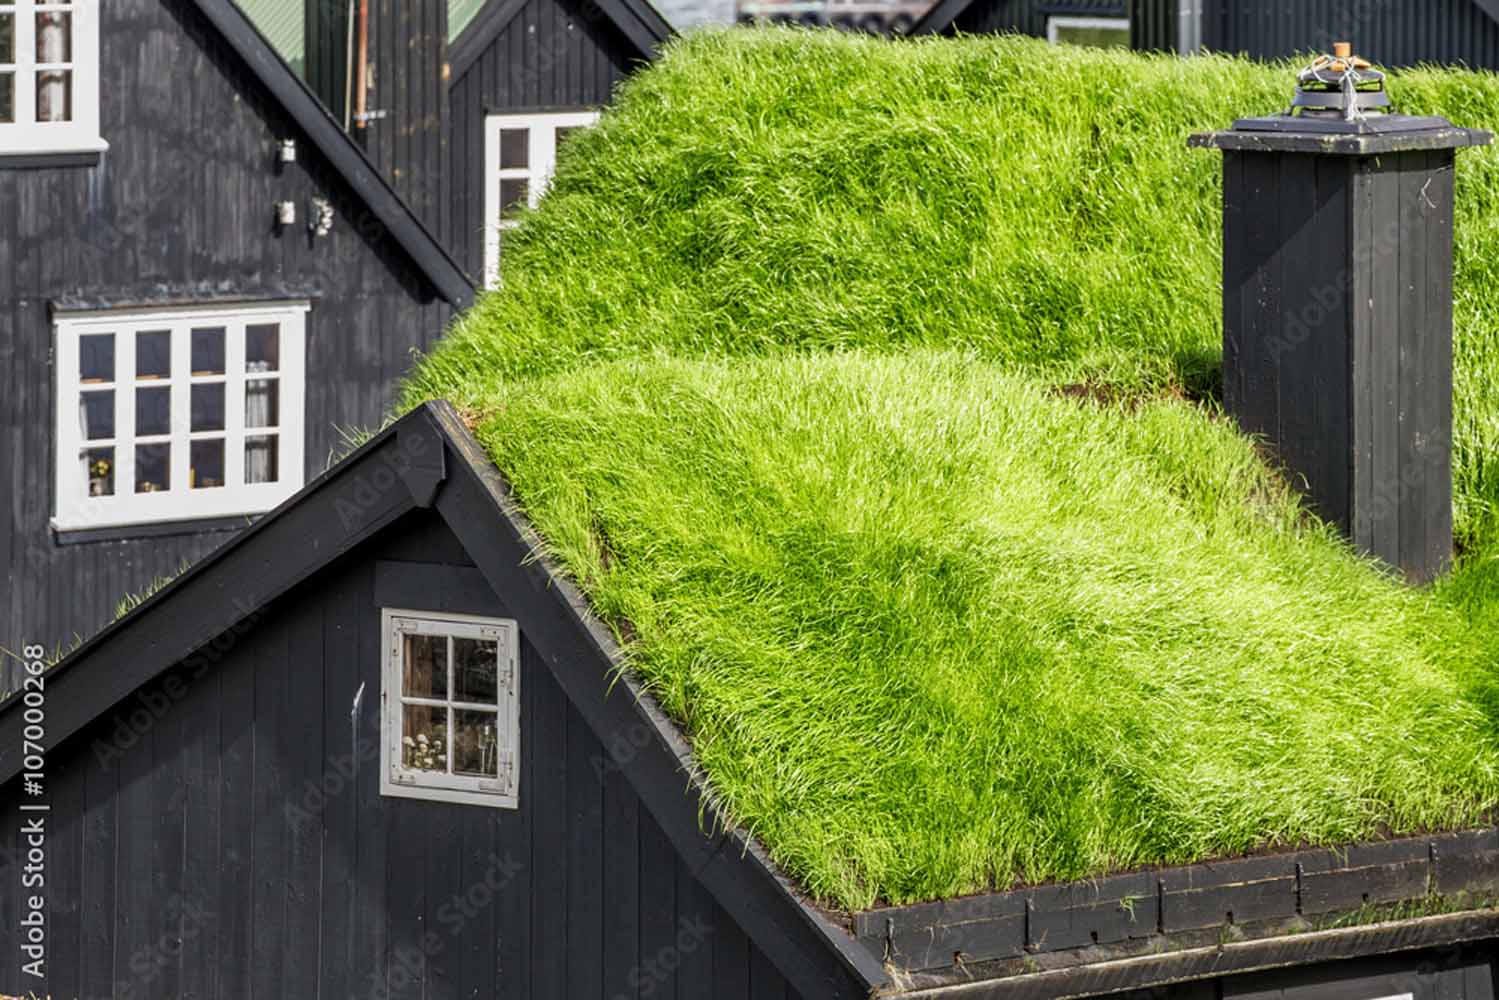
198,0,475,308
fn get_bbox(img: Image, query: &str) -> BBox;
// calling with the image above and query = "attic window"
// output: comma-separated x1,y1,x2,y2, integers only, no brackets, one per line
1046,15,1129,49
482,109,600,287
380,610,520,809
53,301,308,532
0,0,106,158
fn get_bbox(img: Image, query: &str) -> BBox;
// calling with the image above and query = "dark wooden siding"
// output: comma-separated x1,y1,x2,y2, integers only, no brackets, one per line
0,0,454,681
1132,0,1499,66
0,510,806,999
952,0,1127,37
307,0,451,237
445,0,642,276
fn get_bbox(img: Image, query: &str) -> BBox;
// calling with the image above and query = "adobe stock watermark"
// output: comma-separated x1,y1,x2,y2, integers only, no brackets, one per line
113,895,212,1000
610,915,713,999
333,429,433,533
89,597,266,770
16,643,49,983
364,851,526,1000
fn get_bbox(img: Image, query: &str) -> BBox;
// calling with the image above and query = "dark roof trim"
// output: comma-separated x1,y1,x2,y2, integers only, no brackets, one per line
450,0,673,82
895,909,1499,999
189,0,475,310
909,0,976,36
0,401,886,999
0,410,445,779
1475,0,1499,29
910,1,1126,36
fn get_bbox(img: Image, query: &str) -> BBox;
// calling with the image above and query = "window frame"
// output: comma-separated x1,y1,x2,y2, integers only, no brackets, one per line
52,300,309,532
380,609,521,809
1045,15,1130,47
0,0,107,156
481,109,601,288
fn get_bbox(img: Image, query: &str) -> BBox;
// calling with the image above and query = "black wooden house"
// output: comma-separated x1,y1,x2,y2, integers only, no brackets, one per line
4,400,1499,1000
0,0,474,681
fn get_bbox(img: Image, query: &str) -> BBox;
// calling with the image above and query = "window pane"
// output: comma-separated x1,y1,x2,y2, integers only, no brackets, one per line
82,447,113,498
500,178,528,220
453,709,500,777
0,14,13,63
191,383,224,431
246,324,279,373
402,634,447,699
35,69,70,122
79,391,114,440
190,439,224,489
35,11,70,62
1054,23,1128,48
453,638,498,704
401,705,448,772
135,330,171,380
245,379,278,428
190,327,225,375
135,443,170,493
135,386,170,437
499,128,527,169
0,72,12,125
80,334,114,383
245,435,278,485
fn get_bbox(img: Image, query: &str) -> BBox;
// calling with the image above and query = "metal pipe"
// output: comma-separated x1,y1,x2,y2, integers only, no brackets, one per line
354,0,371,129
343,0,356,130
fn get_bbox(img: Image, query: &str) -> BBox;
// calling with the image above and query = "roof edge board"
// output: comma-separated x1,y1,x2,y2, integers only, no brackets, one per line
1474,0,1499,28
449,0,673,83
0,407,451,784
894,909,1499,998
190,0,475,309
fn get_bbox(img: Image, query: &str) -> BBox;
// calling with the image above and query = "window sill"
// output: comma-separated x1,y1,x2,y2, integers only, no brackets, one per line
0,148,105,169
52,513,257,547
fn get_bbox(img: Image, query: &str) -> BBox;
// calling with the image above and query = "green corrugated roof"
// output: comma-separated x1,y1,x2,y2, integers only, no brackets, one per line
236,0,305,71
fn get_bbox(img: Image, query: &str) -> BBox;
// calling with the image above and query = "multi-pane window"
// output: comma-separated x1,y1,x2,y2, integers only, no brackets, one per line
1045,15,1130,49
54,302,308,531
381,611,520,808
482,110,600,287
0,0,104,155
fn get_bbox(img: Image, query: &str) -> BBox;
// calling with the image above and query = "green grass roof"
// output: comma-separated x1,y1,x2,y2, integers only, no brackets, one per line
400,29,1499,911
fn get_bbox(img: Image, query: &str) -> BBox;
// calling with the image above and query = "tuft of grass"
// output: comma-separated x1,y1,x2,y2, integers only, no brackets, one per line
398,30,1499,910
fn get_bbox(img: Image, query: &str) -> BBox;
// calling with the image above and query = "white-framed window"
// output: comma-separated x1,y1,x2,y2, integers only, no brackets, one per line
482,109,600,287
53,301,309,532
1045,15,1130,49
0,0,106,155
380,610,520,809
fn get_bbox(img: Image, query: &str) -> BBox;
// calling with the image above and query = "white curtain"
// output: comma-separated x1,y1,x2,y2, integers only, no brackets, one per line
36,12,68,122
245,380,274,484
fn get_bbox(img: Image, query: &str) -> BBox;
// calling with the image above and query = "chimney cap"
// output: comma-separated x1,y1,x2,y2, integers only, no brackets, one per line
1333,41,1353,59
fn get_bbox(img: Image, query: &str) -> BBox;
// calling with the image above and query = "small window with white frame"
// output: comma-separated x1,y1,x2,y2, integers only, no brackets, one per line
0,0,106,156
482,109,600,287
53,301,308,532
381,610,520,808
1046,15,1130,49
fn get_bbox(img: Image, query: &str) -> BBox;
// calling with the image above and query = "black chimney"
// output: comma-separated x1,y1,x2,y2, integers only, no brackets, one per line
1190,43,1491,583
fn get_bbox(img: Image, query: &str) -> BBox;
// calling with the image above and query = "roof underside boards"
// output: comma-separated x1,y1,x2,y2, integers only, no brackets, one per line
198,0,475,307
0,403,886,1000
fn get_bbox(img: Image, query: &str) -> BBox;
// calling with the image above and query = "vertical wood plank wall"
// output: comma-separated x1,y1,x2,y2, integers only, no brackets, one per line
0,511,805,999
445,0,643,277
0,0,454,678
1130,0,1499,65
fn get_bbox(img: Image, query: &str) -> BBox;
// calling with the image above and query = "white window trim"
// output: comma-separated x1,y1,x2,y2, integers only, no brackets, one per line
0,0,107,155
380,609,521,809
53,300,309,532
1045,15,1130,45
481,109,600,288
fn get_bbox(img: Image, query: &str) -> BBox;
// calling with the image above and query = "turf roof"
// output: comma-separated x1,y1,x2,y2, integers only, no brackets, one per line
400,29,1499,911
